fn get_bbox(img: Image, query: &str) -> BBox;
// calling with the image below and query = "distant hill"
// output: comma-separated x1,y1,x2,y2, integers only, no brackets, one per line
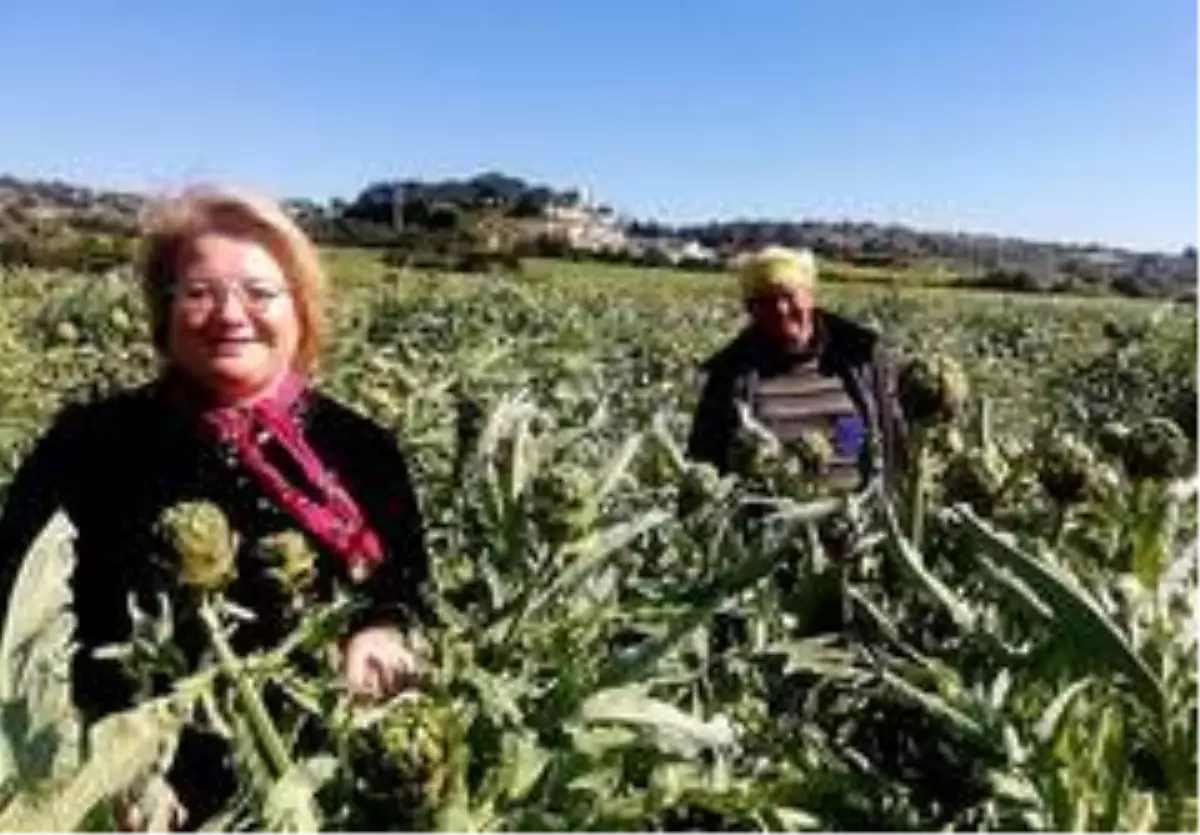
0,171,1194,300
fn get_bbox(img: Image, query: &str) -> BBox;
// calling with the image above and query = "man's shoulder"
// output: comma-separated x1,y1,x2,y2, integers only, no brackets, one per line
818,309,885,367
700,327,759,375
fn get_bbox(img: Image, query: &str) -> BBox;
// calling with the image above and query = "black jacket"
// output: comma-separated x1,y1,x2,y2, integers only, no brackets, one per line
686,309,906,486
0,381,430,724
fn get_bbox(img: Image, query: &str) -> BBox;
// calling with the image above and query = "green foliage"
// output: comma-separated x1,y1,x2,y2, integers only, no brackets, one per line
0,260,1194,831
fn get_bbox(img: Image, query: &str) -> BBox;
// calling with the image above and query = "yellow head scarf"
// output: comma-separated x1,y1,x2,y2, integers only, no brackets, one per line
737,246,818,299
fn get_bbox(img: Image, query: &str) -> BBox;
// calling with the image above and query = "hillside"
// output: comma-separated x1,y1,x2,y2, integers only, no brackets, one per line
0,171,1194,300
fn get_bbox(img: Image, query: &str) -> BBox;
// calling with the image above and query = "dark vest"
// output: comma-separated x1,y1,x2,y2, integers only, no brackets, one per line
687,309,906,490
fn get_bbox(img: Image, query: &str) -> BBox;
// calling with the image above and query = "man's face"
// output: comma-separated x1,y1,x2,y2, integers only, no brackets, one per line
745,283,815,350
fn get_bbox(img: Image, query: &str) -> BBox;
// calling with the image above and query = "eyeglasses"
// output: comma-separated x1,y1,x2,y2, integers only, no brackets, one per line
172,277,291,314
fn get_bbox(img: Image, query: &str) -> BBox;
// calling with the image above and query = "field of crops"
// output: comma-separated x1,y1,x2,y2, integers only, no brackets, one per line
0,254,1196,831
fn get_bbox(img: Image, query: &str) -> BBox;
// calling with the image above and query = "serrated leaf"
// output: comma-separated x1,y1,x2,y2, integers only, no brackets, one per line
503,732,549,801
568,725,639,759
580,686,735,756
879,670,986,744
880,500,976,631
263,756,335,833
566,766,620,796
518,510,671,627
0,698,181,832
594,433,643,503
756,636,859,679
953,507,1164,709
1034,677,1092,749
768,806,822,831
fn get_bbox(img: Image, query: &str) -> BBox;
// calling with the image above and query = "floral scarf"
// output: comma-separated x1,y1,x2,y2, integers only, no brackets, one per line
168,369,385,576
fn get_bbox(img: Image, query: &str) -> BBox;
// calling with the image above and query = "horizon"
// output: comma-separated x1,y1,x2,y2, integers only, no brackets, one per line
1,1,1195,252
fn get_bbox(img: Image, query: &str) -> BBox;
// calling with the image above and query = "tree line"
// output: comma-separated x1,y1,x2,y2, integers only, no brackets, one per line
0,172,1193,300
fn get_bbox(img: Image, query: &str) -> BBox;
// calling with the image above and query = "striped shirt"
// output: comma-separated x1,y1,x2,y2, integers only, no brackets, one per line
751,358,868,490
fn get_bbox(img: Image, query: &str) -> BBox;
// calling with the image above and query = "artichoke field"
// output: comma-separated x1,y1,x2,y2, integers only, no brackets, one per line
0,260,1195,831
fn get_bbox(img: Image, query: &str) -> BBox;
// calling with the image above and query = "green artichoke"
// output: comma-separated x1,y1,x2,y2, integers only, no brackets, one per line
677,462,723,517
729,421,781,479
255,530,318,595
531,464,596,545
897,354,969,427
54,320,80,346
786,429,834,476
156,501,237,592
1036,434,1096,506
1121,417,1191,482
348,696,458,829
1096,421,1131,459
109,306,133,334
942,448,1008,515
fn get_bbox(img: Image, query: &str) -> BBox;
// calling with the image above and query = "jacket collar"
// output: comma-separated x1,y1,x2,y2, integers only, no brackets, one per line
702,308,879,375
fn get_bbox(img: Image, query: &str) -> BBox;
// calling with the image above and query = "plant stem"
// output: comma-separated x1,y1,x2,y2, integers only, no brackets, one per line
906,425,930,551
198,596,293,780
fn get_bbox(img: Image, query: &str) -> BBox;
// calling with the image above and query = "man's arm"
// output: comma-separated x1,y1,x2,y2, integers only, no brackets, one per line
869,344,908,489
686,366,739,474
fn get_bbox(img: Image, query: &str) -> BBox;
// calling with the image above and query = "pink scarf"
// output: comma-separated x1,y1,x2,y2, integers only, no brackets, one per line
170,370,385,576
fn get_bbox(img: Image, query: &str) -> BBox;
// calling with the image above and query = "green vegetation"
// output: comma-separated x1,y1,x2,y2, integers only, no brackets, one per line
0,257,1195,830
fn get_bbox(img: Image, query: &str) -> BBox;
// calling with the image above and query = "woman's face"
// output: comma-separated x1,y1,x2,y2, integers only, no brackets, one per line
168,232,301,403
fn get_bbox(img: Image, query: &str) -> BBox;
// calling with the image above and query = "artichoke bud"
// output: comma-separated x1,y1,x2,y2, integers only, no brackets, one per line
1036,434,1096,506
942,447,1008,514
1096,421,1131,460
54,320,80,345
156,501,237,592
256,530,318,595
729,412,782,479
677,462,723,517
532,465,596,545
1121,417,1190,482
1087,462,1123,500
361,384,397,416
109,306,133,334
351,696,457,817
786,430,833,476
897,354,969,427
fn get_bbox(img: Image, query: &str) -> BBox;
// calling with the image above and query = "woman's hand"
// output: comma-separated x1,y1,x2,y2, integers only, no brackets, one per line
342,625,419,702
116,779,187,831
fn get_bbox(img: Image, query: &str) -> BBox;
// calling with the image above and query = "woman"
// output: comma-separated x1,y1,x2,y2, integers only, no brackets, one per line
0,184,430,827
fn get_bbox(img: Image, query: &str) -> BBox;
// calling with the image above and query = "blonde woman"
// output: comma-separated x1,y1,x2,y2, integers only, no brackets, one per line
0,184,429,826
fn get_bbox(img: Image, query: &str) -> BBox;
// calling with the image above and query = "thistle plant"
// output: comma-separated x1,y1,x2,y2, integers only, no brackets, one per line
154,502,294,786
156,501,237,592
256,529,319,598
897,354,970,548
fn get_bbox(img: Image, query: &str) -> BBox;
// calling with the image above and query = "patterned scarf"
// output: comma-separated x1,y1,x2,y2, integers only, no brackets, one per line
168,369,385,576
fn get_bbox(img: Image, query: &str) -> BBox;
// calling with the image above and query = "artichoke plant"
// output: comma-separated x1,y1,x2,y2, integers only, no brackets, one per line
1121,417,1190,482
256,529,318,596
531,464,596,546
677,461,723,517
156,501,237,593
1036,433,1096,506
942,447,1008,515
897,354,969,427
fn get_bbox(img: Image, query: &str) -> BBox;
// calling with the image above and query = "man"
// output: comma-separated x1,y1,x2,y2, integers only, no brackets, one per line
687,246,905,491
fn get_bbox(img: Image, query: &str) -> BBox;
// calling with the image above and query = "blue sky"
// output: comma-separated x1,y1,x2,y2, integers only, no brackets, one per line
0,1,1194,251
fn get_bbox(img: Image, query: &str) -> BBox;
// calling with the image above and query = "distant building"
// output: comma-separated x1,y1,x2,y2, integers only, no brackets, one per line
541,200,630,252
